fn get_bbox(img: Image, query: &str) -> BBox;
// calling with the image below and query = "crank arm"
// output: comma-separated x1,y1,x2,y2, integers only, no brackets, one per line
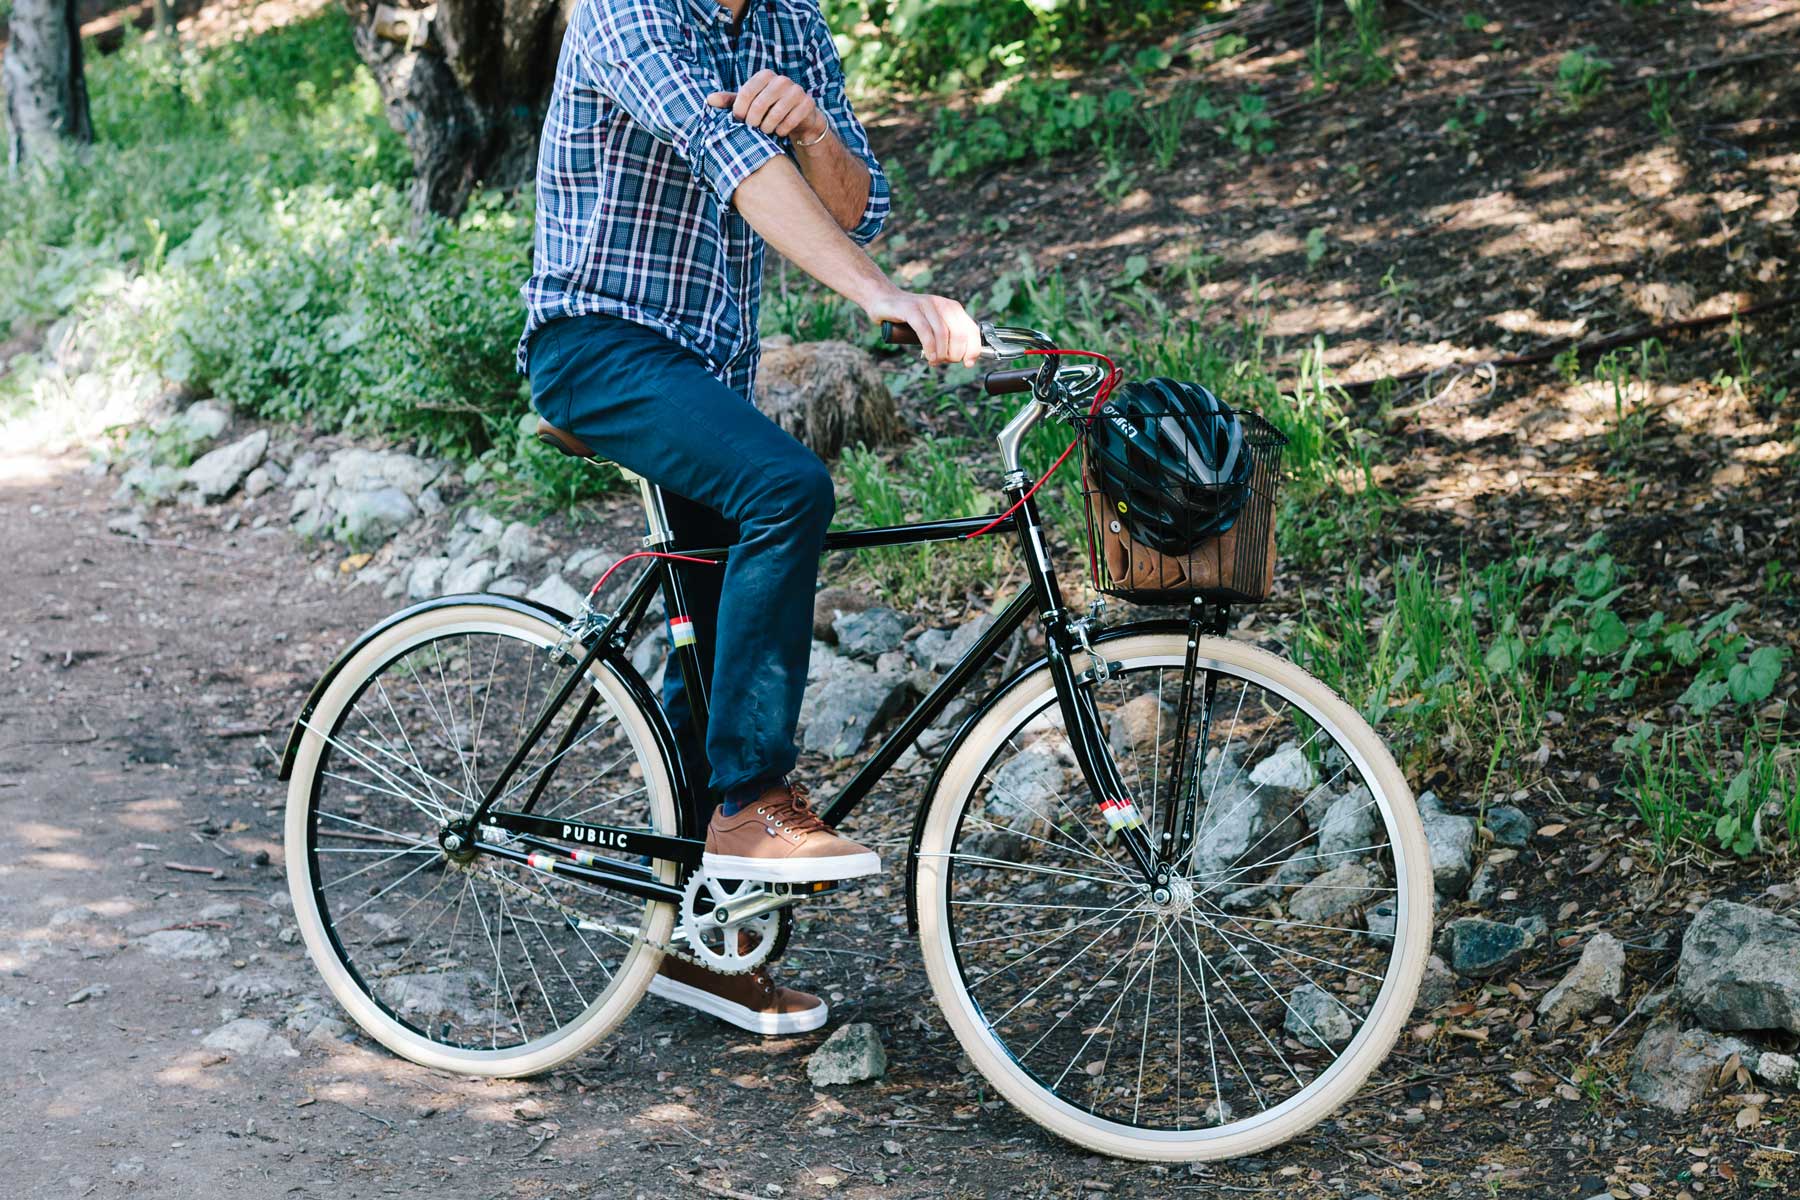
706,879,837,929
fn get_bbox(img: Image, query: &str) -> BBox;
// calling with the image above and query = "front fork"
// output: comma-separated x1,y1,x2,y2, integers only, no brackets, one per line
1051,596,1228,888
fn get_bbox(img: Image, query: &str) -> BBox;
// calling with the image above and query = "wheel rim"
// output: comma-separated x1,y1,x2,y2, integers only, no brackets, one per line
926,643,1421,1146
297,614,673,1058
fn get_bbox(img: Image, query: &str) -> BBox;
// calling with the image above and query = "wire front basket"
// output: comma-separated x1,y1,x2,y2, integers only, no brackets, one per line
1081,408,1286,605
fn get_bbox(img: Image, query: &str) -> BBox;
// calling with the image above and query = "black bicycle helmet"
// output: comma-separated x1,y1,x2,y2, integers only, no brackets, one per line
1087,377,1251,554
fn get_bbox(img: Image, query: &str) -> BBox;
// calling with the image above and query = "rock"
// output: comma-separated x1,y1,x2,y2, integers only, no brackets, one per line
170,399,231,445
1755,1051,1798,1088
1675,900,1800,1036
336,486,417,546
563,546,614,580
1284,983,1354,1049
1316,788,1377,868
1288,862,1377,925
757,340,899,458
407,556,450,601
1248,742,1317,792
909,614,993,674
1485,803,1533,848
487,576,529,597
1193,756,1307,882
833,607,907,660
985,746,1063,831
140,929,227,960
1417,954,1455,1009
183,430,268,501
201,1017,299,1059
1108,693,1170,757
1537,932,1626,1024
806,1022,887,1086
1627,1017,1756,1113
443,558,497,594
1419,796,1476,897
1441,917,1534,979
328,448,440,498
1366,897,1396,946
1465,861,1503,907
526,572,587,615
497,520,546,570
801,655,910,758
813,585,873,641
217,971,291,1001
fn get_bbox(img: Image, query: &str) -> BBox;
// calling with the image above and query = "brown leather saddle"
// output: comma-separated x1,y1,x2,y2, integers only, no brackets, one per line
535,419,598,459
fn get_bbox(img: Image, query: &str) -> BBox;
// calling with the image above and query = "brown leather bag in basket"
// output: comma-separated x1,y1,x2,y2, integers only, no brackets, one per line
1085,471,1277,599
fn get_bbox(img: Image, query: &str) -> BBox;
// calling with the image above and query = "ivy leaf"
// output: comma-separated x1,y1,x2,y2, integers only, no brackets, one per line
1121,254,1151,286
1728,646,1789,706
1583,609,1629,657
1573,555,1616,598
1678,676,1729,715
1663,625,1700,666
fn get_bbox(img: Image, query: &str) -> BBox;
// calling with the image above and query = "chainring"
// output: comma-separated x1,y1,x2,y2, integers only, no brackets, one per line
677,872,792,976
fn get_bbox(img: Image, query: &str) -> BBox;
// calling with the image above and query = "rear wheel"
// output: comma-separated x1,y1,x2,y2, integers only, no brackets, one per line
284,600,679,1077
914,631,1431,1160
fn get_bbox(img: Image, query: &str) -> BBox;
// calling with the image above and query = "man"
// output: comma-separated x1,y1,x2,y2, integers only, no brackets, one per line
518,0,981,1035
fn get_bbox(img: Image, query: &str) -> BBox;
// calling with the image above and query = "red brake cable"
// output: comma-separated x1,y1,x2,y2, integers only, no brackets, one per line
964,347,1122,540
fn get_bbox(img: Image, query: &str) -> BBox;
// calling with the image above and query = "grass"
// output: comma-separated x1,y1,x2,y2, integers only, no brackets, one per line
840,438,1009,606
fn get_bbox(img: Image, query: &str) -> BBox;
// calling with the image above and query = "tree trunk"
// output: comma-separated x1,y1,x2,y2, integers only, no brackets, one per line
345,0,565,220
3,0,93,170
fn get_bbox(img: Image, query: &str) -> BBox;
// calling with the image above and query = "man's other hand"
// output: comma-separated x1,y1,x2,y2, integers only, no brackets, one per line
706,70,827,142
864,290,982,368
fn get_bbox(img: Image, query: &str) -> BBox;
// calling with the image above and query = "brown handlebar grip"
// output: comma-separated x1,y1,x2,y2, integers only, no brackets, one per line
880,320,921,346
983,368,1039,396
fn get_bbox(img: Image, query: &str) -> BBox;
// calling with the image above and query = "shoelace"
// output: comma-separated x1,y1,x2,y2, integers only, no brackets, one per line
755,783,832,836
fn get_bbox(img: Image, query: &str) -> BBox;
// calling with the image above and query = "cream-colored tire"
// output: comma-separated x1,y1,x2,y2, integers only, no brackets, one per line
284,599,677,1078
914,632,1431,1161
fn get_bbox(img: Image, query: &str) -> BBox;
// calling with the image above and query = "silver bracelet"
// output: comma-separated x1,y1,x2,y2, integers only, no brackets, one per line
794,123,831,148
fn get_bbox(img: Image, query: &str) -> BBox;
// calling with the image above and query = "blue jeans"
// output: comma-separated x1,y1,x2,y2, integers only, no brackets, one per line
527,314,833,822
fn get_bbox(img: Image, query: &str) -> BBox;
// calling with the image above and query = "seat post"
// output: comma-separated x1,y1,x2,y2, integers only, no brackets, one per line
617,464,675,547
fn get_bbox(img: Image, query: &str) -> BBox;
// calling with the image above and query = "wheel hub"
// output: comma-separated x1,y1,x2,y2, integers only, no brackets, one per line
1149,875,1195,917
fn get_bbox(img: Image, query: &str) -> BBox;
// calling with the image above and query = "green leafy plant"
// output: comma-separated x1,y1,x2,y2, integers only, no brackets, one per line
1594,338,1665,464
1556,48,1613,106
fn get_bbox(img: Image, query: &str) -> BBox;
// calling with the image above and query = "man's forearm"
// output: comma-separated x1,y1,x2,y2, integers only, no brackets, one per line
733,155,890,309
793,129,871,234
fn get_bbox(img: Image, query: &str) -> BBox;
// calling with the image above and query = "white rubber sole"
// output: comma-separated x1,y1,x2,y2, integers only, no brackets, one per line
700,850,881,883
647,975,828,1036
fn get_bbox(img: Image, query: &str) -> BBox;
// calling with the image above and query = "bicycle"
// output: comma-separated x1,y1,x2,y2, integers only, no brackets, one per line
277,321,1432,1162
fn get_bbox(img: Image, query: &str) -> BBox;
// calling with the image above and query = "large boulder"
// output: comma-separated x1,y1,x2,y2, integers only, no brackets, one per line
757,340,898,458
1675,900,1800,1036
800,650,910,758
1287,862,1377,925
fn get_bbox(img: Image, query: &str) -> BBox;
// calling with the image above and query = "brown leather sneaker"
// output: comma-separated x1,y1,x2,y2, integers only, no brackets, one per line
702,781,881,883
649,954,828,1035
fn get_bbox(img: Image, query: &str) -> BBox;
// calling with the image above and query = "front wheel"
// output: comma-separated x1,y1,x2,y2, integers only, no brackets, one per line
913,631,1431,1161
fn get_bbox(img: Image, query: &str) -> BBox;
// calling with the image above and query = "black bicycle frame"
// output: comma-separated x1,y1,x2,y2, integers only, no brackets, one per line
458,470,1169,900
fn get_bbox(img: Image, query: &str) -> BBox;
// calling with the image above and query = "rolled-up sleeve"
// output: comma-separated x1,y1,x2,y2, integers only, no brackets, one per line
804,12,889,244
579,0,785,205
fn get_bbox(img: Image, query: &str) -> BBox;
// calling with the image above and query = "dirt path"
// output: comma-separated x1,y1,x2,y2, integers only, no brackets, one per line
4,445,1792,1200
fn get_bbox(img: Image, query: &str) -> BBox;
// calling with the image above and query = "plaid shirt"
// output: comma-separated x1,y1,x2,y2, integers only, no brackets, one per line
517,0,889,395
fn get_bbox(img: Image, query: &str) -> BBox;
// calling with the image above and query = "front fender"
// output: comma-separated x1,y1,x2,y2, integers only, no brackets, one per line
901,617,1187,933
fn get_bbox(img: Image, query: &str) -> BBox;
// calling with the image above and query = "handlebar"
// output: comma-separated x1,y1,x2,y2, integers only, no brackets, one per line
982,367,1039,396
879,320,920,346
